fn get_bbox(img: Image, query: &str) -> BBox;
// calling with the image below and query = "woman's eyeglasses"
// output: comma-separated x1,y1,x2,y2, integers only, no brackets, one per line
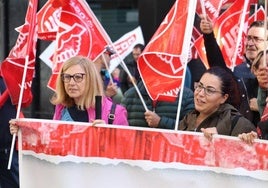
61,73,86,83
194,82,223,96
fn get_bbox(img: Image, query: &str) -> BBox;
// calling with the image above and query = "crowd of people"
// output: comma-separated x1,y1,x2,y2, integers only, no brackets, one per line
2,14,268,187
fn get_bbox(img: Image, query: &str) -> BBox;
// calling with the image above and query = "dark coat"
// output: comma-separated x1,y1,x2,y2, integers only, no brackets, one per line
121,81,194,129
178,103,256,136
0,77,17,149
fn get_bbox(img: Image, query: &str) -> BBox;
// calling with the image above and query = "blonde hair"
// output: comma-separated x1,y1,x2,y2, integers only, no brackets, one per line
50,56,104,110
251,49,268,74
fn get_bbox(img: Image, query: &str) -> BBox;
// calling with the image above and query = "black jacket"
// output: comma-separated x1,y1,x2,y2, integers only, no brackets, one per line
0,77,17,149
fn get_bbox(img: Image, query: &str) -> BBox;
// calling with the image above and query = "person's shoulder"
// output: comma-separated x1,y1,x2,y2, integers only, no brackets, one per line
234,61,250,73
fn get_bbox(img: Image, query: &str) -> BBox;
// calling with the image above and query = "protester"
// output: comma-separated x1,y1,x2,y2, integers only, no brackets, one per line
52,56,129,125
121,81,194,129
120,43,144,94
10,56,128,136
0,75,19,188
109,67,124,104
178,66,256,140
251,49,268,140
199,16,268,126
251,49,268,115
94,46,119,99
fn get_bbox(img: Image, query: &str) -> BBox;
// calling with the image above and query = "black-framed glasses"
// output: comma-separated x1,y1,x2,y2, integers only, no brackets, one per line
194,82,223,96
61,73,86,83
245,35,266,43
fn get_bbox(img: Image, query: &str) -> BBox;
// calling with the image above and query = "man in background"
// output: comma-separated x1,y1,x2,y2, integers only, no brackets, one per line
120,43,144,94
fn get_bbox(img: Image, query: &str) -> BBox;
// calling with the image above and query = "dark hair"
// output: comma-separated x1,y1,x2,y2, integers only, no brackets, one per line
204,66,241,109
249,20,268,32
133,43,145,52
249,20,265,29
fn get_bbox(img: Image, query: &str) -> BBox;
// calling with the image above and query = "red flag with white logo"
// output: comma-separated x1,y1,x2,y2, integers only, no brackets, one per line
0,0,38,106
195,0,250,69
138,0,197,102
47,0,110,90
37,0,61,40
195,0,223,21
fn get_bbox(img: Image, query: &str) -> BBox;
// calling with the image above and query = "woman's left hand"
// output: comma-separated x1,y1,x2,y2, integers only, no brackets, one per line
91,119,106,126
201,127,218,141
238,131,258,145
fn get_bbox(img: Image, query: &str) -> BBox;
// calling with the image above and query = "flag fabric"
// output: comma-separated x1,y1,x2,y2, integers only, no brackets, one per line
0,0,38,107
37,0,61,40
17,118,268,187
195,0,250,69
47,0,111,90
39,27,144,74
248,6,266,25
189,26,201,60
195,0,223,21
137,0,197,102
108,26,144,73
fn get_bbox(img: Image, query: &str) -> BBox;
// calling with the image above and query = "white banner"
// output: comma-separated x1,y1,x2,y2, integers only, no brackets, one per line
16,118,268,187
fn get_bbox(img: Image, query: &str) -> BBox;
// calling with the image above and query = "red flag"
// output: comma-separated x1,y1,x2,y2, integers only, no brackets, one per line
37,0,61,40
195,0,250,69
195,0,223,21
248,6,266,25
47,0,110,90
189,26,201,60
0,0,38,107
137,0,196,102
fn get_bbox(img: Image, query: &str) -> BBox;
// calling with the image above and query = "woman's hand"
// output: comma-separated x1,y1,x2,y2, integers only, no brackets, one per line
238,131,258,145
200,15,214,34
9,119,19,135
91,119,106,126
201,127,218,141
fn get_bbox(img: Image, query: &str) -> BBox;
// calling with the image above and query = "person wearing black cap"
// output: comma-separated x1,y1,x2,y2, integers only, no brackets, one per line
93,46,119,99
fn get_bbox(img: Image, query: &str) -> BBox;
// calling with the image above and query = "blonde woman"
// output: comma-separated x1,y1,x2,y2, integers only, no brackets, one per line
10,56,128,135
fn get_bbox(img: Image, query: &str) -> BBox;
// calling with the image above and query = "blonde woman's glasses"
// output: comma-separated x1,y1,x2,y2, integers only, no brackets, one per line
61,73,86,83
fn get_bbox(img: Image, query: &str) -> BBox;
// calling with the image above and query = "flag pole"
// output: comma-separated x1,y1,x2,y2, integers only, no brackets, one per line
113,48,148,111
8,0,38,169
8,55,30,169
85,3,148,111
200,0,207,20
101,53,114,84
174,0,197,130
262,0,267,67
231,0,249,71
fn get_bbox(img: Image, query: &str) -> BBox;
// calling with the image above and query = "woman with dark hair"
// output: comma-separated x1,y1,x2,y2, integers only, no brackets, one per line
178,66,256,140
